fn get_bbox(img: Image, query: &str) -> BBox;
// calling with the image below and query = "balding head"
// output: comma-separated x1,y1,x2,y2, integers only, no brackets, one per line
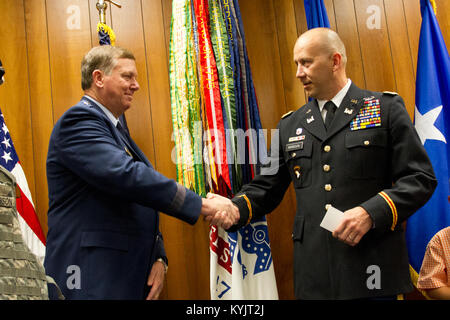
293,28,348,100
295,28,347,67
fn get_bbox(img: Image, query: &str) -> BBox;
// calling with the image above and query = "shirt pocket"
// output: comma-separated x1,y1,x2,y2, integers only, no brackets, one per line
345,129,388,179
285,140,313,188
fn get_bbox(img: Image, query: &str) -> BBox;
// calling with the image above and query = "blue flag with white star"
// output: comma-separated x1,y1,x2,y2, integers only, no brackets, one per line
406,0,450,286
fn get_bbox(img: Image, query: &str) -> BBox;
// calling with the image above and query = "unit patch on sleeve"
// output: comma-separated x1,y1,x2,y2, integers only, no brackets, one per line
350,98,382,131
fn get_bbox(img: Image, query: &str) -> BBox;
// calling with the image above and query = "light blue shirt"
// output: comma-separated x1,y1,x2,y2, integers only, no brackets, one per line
83,95,119,127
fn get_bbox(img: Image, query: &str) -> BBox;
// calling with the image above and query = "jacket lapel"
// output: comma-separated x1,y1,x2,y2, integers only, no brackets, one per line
80,97,151,166
299,100,327,141
127,136,152,167
326,83,365,138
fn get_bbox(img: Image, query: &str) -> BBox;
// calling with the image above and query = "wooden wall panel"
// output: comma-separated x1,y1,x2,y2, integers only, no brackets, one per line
384,0,417,118
333,0,366,89
354,0,395,92
142,0,172,177
0,0,449,300
435,0,450,50
403,0,421,81
239,0,286,128
293,0,308,37
24,0,54,235
274,0,306,112
46,0,92,120
324,0,337,31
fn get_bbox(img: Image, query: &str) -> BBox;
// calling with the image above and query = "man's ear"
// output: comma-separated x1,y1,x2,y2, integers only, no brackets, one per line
92,69,104,88
331,52,342,72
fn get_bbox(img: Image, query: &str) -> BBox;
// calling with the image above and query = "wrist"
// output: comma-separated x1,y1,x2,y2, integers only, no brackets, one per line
201,198,212,215
358,206,374,229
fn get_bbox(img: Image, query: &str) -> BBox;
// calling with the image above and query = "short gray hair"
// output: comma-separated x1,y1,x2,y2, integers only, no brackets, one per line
81,45,135,90
326,29,347,66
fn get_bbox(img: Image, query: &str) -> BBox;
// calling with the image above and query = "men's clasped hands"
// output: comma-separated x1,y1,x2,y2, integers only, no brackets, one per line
201,193,240,229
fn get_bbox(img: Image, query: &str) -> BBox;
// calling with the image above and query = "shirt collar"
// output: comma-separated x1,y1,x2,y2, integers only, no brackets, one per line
317,79,352,112
83,95,119,127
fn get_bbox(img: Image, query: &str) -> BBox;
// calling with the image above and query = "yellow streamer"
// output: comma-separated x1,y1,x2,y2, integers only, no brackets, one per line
430,0,437,15
97,22,116,46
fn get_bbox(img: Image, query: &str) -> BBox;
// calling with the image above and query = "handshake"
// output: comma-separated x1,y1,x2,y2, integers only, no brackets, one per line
200,193,240,229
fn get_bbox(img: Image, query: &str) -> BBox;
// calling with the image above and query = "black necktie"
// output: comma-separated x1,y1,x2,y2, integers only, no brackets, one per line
324,101,337,131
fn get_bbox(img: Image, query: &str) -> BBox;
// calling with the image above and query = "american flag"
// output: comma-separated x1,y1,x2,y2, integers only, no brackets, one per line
0,108,46,262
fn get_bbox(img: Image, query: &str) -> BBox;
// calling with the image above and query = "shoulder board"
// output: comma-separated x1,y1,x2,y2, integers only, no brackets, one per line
281,111,294,119
383,91,398,96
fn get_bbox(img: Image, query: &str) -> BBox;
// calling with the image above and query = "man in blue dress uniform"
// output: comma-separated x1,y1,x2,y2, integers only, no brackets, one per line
45,45,237,300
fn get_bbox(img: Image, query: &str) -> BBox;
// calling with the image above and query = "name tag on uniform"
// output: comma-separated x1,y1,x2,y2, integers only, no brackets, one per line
285,141,304,152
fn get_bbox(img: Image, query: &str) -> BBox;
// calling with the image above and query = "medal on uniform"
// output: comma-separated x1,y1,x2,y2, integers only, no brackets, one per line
296,128,302,135
124,146,133,157
344,108,354,115
289,135,305,142
350,97,382,131
293,165,301,179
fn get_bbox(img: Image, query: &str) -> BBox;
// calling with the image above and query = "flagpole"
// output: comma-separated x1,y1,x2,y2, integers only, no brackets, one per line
96,0,122,24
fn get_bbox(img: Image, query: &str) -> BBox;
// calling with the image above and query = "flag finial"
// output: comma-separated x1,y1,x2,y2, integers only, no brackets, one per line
96,0,122,24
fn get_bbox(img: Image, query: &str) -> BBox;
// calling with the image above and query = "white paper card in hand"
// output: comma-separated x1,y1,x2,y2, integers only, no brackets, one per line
320,206,344,232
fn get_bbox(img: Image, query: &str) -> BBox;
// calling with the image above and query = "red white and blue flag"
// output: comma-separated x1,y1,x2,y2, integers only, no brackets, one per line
208,0,278,300
0,108,46,262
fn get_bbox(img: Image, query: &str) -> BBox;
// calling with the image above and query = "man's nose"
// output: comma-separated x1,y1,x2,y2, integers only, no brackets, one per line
296,64,305,78
132,78,140,91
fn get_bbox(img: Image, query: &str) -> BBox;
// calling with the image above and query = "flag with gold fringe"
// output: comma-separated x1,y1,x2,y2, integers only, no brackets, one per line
97,22,116,46
169,0,278,299
169,0,206,196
